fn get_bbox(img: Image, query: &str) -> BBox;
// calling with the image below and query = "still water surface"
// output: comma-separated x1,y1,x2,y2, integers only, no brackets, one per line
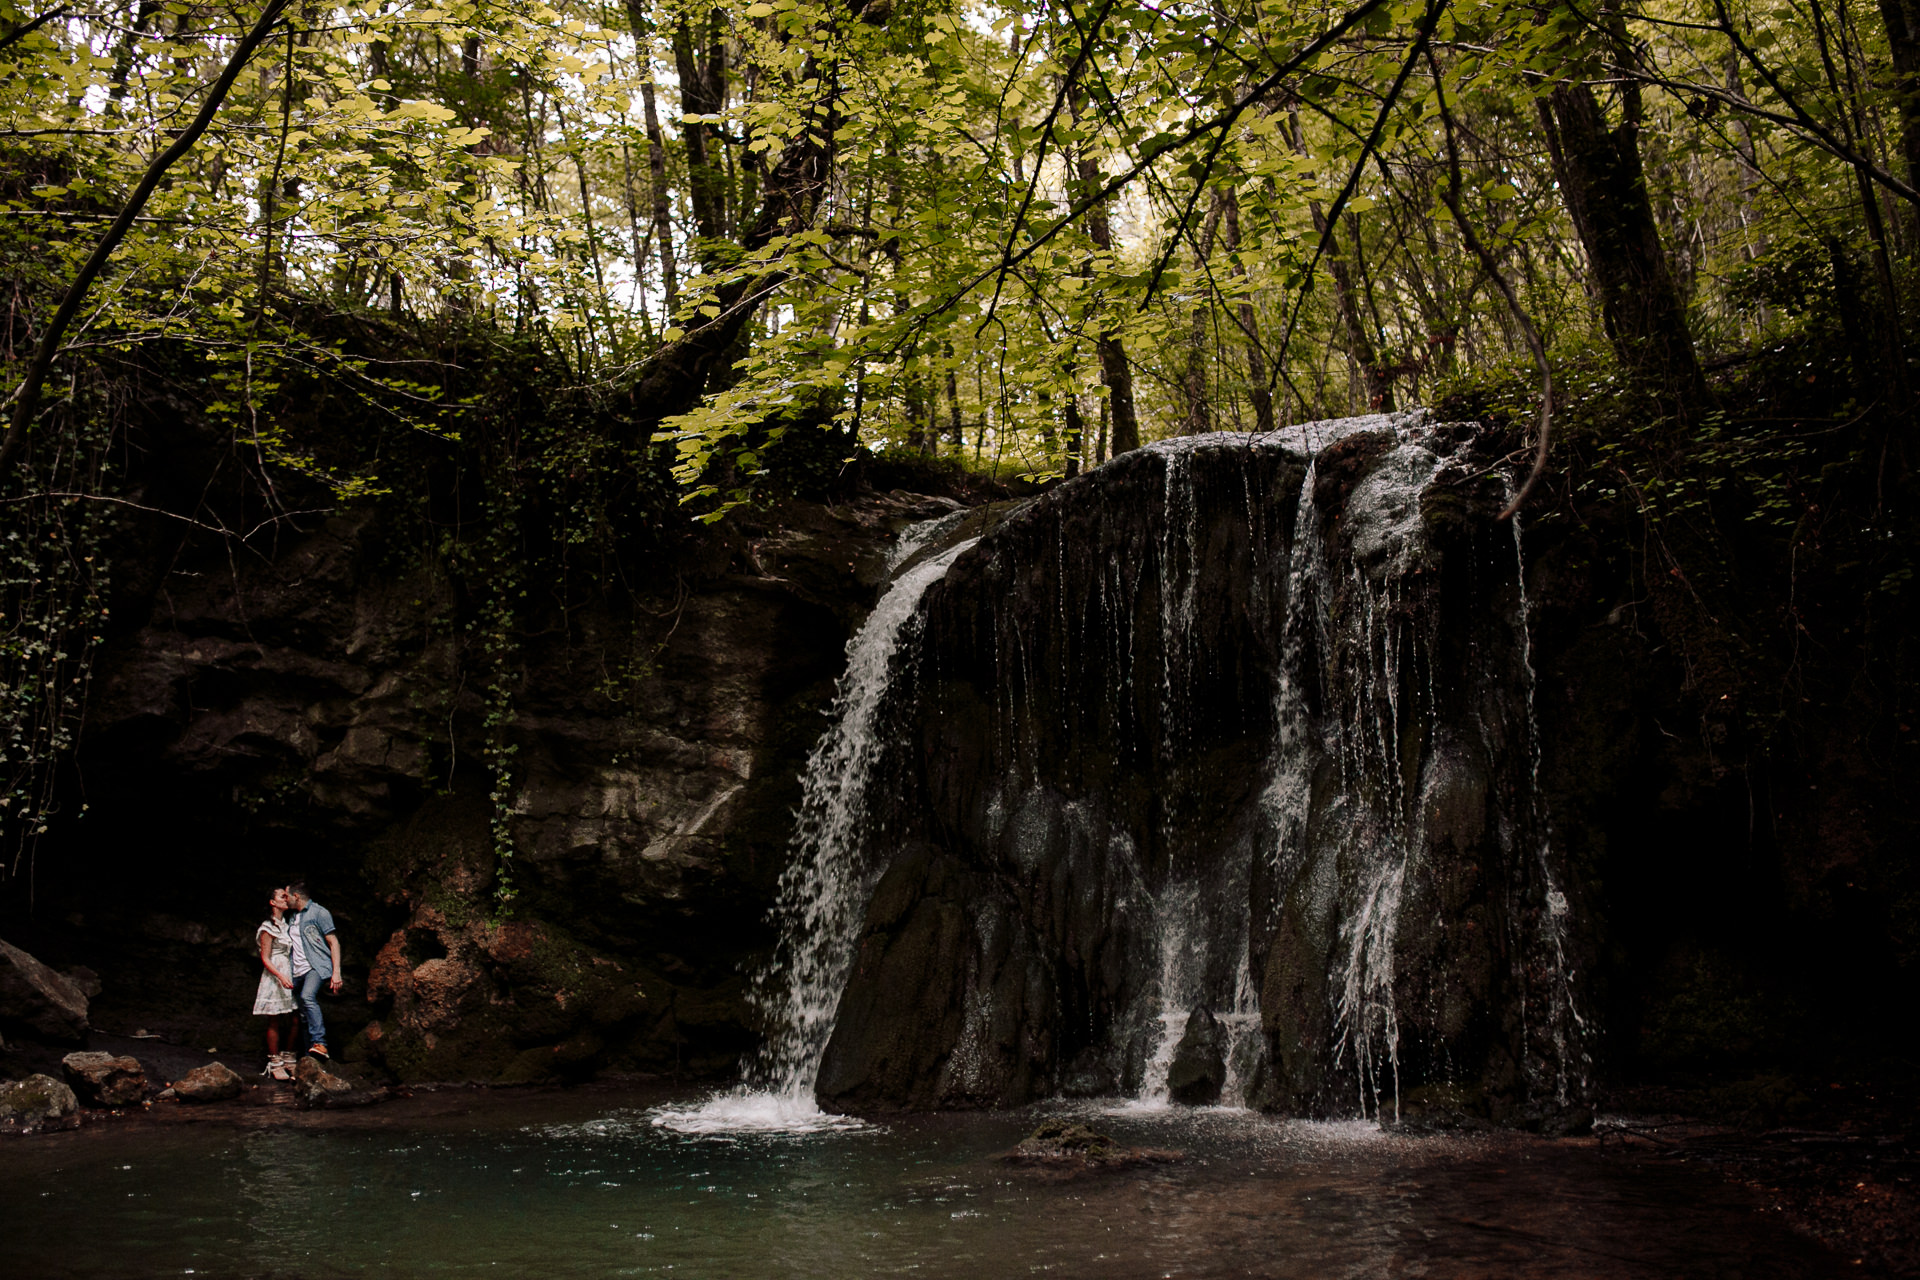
0,1086,1846,1279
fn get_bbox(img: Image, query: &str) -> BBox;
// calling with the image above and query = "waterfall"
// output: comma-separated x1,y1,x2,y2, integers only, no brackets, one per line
1127,438,1264,1109
1269,438,1449,1120
667,412,1591,1131
749,533,982,1099
651,523,978,1134
1510,511,1591,1109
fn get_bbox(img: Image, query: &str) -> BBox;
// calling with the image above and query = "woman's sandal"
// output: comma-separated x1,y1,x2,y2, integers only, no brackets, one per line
269,1054,294,1082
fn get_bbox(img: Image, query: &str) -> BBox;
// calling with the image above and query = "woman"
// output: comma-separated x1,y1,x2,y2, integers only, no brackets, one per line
254,887,297,1080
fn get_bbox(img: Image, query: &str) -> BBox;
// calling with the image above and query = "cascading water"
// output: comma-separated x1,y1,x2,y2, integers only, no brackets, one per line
1128,438,1268,1109
672,412,1590,1131
1509,509,1591,1109
1254,419,1590,1122
652,524,979,1134
749,535,982,1091
1268,438,1449,1120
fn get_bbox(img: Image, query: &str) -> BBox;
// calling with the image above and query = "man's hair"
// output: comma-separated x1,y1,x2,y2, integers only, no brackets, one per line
286,879,309,897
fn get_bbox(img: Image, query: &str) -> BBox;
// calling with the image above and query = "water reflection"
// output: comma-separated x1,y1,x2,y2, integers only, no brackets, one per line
0,1093,1853,1279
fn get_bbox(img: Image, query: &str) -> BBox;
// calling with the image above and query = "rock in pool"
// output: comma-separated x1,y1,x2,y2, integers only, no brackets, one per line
1166,1006,1226,1106
292,1056,380,1109
61,1051,147,1107
173,1062,245,1103
1000,1119,1182,1172
0,1073,79,1126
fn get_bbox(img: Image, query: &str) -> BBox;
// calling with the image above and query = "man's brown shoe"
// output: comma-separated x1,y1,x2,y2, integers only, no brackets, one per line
307,1044,329,1059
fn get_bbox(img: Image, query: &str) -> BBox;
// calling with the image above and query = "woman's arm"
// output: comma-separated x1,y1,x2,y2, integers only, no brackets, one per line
259,928,292,988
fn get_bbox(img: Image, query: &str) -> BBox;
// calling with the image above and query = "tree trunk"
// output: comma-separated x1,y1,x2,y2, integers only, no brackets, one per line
945,353,965,450
1222,189,1276,433
673,12,729,252
1290,109,1392,410
623,66,835,448
622,0,678,312
1062,373,1085,477
1878,0,1920,192
1539,82,1706,411
1078,152,1140,454
1180,192,1226,435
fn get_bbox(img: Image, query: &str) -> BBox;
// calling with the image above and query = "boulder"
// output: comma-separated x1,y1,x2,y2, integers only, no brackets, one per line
292,1054,355,1108
0,939,90,1041
0,1073,78,1124
1166,1006,1225,1106
172,1061,244,1103
1000,1119,1182,1172
61,1051,147,1106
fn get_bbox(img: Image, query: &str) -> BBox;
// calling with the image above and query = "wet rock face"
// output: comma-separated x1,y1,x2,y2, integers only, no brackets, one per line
818,420,1591,1124
0,940,90,1041
8,482,954,1083
61,1051,147,1106
819,440,1305,1110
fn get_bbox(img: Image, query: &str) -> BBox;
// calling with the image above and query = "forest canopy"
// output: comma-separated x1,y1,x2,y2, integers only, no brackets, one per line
4,0,1911,477
2,0,1916,861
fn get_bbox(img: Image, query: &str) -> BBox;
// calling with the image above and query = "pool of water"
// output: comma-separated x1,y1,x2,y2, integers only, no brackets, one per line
0,1086,1849,1279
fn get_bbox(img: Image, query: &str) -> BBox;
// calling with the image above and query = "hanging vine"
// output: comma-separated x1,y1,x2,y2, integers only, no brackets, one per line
0,382,115,885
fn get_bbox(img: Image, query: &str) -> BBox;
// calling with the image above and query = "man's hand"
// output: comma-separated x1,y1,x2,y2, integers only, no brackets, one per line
329,975,344,994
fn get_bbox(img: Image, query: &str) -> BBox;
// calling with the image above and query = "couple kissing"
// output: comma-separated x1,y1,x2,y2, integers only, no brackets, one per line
253,880,341,1082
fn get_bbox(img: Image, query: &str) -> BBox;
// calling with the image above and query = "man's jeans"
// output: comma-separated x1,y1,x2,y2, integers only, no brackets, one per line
294,970,328,1048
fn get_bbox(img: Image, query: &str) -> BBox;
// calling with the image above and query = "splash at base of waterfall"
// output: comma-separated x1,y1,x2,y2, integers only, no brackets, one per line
649,1090,874,1136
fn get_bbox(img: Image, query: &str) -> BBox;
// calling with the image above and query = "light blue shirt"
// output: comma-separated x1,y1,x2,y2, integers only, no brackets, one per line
291,901,337,980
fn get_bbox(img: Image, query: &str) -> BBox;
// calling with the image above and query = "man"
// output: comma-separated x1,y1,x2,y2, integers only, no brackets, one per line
285,880,343,1060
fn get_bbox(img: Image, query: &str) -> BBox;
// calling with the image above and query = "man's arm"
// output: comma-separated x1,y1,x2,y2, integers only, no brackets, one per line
326,931,343,992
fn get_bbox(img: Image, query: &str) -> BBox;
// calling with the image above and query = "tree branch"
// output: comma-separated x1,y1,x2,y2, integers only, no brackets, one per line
0,4,71,53
0,0,292,481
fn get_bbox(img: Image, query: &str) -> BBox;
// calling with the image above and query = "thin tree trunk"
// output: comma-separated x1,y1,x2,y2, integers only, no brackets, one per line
1290,108,1392,409
1222,189,1275,433
1077,151,1140,454
944,347,965,450
1067,79,1141,454
1180,191,1226,434
621,2,681,314
672,12,729,250
1063,377,1085,477
640,80,678,312
106,0,160,106
623,49,838,449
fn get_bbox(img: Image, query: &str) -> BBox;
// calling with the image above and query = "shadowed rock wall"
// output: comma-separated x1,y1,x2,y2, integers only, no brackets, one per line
2,484,960,1083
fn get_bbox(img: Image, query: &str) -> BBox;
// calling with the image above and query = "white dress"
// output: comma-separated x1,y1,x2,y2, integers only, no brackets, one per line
253,920,295,1016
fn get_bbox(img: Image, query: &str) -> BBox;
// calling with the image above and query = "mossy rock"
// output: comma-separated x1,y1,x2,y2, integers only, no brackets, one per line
0,1073,78,1124
1000,1119,1182,1172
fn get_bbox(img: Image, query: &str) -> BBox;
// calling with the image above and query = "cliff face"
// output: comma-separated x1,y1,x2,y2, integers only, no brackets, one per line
3,416,1912,1109
6,481,960,1083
